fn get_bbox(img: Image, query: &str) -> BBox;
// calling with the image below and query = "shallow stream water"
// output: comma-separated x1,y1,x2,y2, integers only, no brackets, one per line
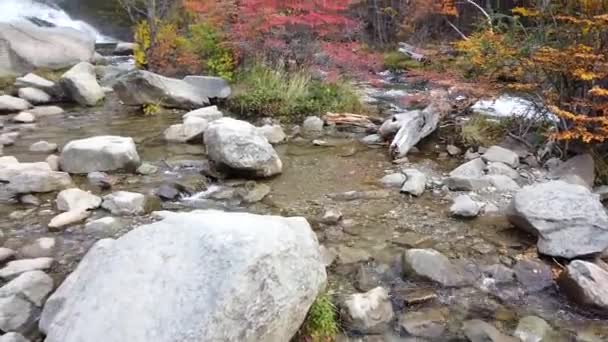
1,79,607,341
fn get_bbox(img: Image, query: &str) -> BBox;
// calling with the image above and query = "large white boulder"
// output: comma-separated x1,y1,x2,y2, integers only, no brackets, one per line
39,210,326,342
60,136,141,174
113,70,210,109
0,22,95,77
60,62,104,106
204,118,283,178
508,181,608,258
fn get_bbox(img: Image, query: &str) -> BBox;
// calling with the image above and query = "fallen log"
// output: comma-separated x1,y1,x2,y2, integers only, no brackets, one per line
324,112,380,130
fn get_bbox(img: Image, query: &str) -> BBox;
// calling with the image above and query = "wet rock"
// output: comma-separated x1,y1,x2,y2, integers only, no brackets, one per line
595,185,608,201
401,169,427,196
155,183,184,201
18,194,39,206
84,217,122,234
444,158,490,191
0,270,53,306
463,320,518,342
465,149,481,160
381,173,406,188
60,62,104,106
204,118,282,178
513,259,554,293
341,287,394,334
15,73,56,93
302,116,324,137
0,258,53,279
402,249,466,287
49,210,90,229
482,146,520,168
257,124,286,144
56,188,101,211
486,175,520,192
0,162,72,194
60,136,141,174
18,87,51,104
336,246,372,265
388,92,447,158
18,238,57,259
394,287,438,306
398,308,447,338
514,316,553,342
480,264,516,285
40,210,326,342
0,132,19,145
486,162,519,180
321,209,343,225
183,75,232,99
86,171,114,189
558,260,608,313
136,162,157,175
0,95,32,113
182,105,223,121
450,195,481,218
101,191,147,216
0,295,33,333
0,332,30,342
164,117,208,143
0,248,16,263
28,106,64,116
29,141,57,153
240,183,271,203
549,153,595,189
114,70,209,109
507,181,608,258
447,145,462,156
355,263,390,292
12,112,35,123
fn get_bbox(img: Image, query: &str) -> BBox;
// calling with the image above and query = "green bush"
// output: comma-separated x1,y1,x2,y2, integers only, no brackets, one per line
229,63,365,121
300,292,339,342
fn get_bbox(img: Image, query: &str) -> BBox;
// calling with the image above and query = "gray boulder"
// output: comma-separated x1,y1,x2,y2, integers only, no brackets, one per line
257,125,286,144
183,75,231,99
164,117,208,143
450,195,481,218
444,158,490,191
507,181,608,258
0,295,33,333
15,73,56,94
482,146,520,168
400,169,427,196
380,173,406,188
0,162,72,195
28,106,64,117
29,141,57,153
60,62,104,106
0,270,53,306
101,191,147,216
84,217,122,234
17,87,51,104
463,320,518,342
60,136,141,174
204,118,282,178
486,162,519,180
39,210,326,342
402,249,466,287
0,258,53,280
0,95,32,113
113,70,209,109
558,260,608,313
182,106,223,121
549,153,595,189
302,116,324,137
0,22,95,77
56,188,101,211
485,175,520,192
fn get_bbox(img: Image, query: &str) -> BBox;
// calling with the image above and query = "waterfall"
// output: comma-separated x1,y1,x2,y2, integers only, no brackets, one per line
0,0,114,42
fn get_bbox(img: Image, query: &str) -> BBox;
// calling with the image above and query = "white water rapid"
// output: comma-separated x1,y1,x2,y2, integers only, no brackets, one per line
0,0,114,42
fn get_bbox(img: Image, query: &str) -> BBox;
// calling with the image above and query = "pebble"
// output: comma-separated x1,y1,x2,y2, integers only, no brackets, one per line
12,112,35,123
48,210,91,230
29,140,58,153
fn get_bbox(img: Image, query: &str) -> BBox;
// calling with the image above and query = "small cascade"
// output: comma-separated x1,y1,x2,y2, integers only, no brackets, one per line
0,0,114,42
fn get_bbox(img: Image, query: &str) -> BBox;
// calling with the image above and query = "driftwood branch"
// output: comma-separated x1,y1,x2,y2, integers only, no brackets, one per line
465,0,493,31
398,43,426,62
324,113,380,130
